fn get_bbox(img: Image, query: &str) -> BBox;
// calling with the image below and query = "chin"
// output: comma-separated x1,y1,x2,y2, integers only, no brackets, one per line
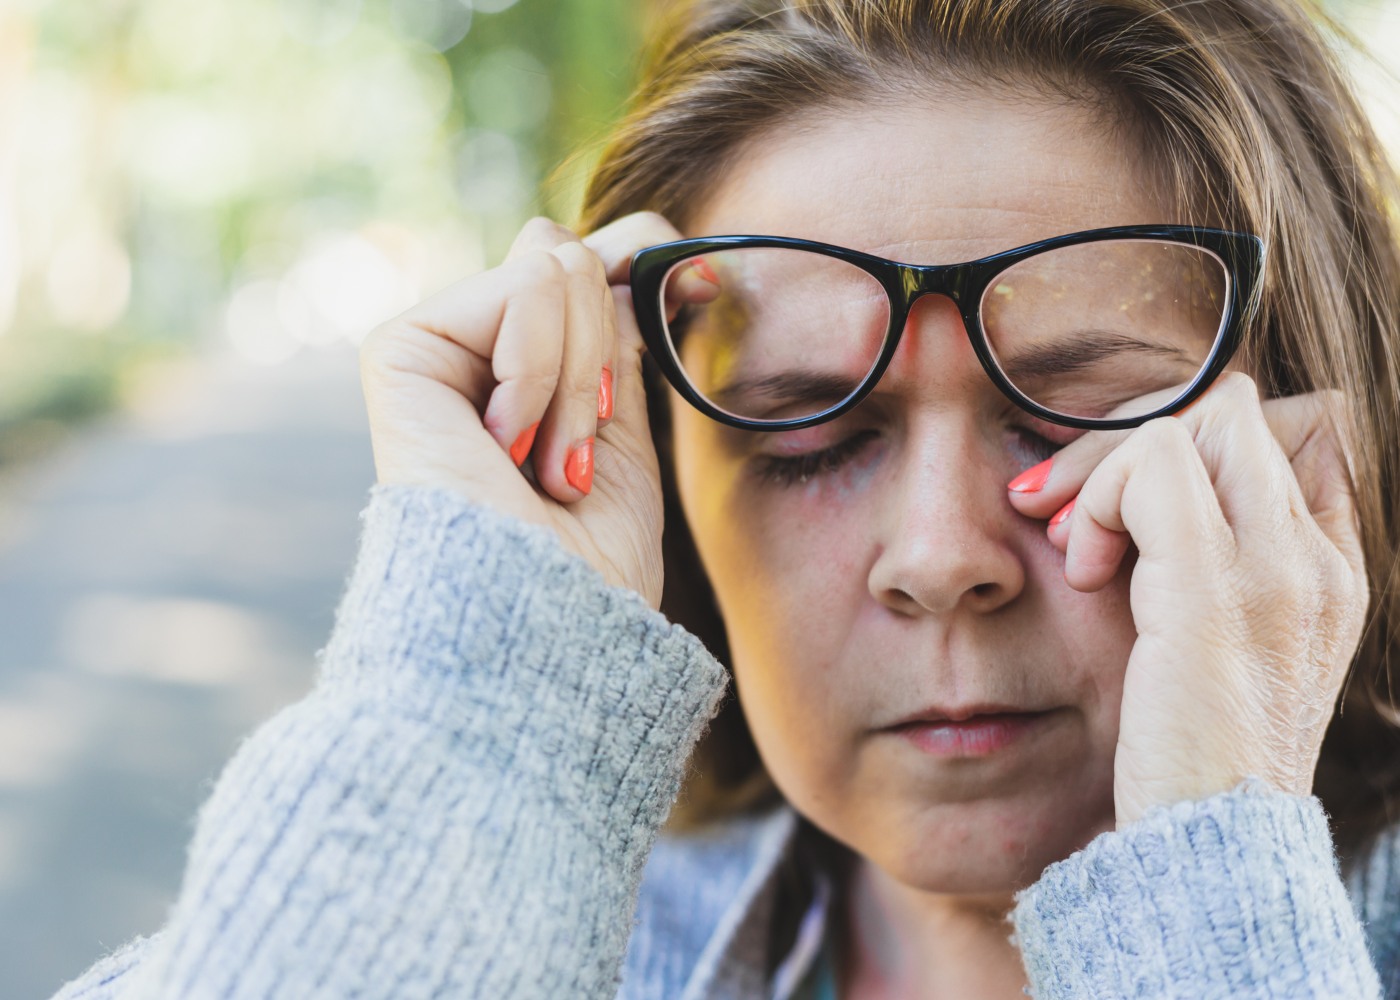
865,789,1118,894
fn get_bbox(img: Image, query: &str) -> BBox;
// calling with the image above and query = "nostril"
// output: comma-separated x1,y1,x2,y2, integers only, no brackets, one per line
885,588,924,618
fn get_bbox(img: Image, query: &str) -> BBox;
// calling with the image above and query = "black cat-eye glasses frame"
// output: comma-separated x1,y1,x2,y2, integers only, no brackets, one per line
629,224,1266,432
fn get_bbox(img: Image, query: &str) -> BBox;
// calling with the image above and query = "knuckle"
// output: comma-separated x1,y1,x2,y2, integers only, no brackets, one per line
359,320,406,370
513,248,566,285
631,210,681,238
1141,415,1196,453
1215,370,1260,399
521,215,569,241
1312,527,1359,592
359,322,389,358
555,239,605,279
502,331,564,377
562,268,607,323
563,357,600,401
513,367,563,398
1318,391,1356,445
1192,372,1262,427
1317,387,1347,414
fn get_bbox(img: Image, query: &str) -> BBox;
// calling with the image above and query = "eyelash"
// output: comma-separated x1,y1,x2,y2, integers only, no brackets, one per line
752,426,1066,488
1015,426,1068,464
753,430,880,487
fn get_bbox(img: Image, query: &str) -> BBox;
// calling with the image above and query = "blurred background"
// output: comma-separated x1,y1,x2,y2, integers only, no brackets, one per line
0,0,1397,996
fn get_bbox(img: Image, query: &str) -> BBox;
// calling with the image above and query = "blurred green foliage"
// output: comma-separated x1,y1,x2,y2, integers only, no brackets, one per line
0,0,645,460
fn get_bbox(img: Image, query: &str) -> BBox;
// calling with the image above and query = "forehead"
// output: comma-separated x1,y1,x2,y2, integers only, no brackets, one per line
686,88,1173,264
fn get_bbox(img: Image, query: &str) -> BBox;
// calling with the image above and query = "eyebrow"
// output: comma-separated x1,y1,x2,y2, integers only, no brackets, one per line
706,332,1195,412
709,370,862,411
999,332,1196,381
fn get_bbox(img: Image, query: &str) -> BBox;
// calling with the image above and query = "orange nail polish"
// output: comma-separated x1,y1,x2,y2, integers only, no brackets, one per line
598,366,614,421
1008,458,1054,493
692,257,720,284
509,421,540,467
565,438,594,494
1050,497,1077,527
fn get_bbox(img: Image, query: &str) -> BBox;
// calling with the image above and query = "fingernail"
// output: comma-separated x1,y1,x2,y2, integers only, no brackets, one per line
598,366,614,421
1049,497,1077,527
565,438,594,494
1008,458,1054,493
692,257,720,285
509,421,540,467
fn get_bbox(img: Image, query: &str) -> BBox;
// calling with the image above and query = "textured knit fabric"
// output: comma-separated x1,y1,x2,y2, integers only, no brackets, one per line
51,485,1400,999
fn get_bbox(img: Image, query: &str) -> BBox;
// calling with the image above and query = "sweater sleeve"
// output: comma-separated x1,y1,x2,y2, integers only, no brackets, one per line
1011,778,1383,999
51,484,730,1000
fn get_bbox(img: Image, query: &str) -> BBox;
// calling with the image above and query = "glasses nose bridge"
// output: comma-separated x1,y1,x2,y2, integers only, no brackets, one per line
898,262,970,309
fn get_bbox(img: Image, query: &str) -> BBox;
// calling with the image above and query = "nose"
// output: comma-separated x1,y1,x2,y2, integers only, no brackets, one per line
865,296,1027,618
865,422,1027,617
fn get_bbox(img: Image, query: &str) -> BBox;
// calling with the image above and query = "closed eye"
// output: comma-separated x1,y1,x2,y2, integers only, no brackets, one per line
751,430,879,487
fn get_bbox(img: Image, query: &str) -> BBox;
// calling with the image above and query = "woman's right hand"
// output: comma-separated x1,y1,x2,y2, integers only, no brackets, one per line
359,212,686,609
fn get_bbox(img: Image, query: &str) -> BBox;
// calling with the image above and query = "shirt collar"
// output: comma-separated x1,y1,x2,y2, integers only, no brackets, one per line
679,804,846,1000
769,866,835,1000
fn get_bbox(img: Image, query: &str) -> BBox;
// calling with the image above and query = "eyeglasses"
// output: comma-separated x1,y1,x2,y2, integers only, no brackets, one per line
629,225,1266,432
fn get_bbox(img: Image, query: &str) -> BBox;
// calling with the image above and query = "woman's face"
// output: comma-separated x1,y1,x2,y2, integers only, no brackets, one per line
672,90,1170,894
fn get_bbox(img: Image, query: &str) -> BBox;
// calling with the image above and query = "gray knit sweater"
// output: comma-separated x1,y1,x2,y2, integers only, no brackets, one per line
51,485,1400,999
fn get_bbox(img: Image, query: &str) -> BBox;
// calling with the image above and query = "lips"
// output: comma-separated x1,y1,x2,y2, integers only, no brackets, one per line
886,703,1045,727
886,707,1056,758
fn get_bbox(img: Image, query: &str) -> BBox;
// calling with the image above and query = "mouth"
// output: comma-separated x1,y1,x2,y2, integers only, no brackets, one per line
885,708,1056,757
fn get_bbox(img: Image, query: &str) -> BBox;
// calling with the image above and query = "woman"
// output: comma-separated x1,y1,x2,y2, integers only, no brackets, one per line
54,0,1400,997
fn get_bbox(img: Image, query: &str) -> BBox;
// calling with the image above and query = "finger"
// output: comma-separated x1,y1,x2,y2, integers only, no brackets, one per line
488,218,600,469
597,277,619,430
605,284,651,447
1049,416,1233,593
478,217,587,465
1006,380,1197,518
1260,390,1366,584
1118,375,1349,571
476,250,568,466
1044,496,1134,586
583,211,685,283
532,241,607,502
1008,373,1289,531
508,216,581,262
1180,373,1303,541
664,257,723,320
370,249,567,416
1045,373,1273,586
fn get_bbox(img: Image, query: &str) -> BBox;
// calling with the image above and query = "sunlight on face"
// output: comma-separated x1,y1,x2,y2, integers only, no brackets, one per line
671,91,1170,894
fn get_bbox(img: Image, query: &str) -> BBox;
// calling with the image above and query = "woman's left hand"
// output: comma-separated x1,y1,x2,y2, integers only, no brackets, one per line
1006,372,1370,827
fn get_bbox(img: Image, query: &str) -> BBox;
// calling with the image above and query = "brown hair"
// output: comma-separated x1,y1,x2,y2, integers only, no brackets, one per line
577,0,1400,866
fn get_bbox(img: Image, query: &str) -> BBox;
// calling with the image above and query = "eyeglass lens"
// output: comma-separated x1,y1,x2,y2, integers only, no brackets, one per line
659,240,1230,424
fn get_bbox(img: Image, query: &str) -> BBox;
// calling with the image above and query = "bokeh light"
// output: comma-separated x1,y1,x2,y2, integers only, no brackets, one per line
0,0,640,452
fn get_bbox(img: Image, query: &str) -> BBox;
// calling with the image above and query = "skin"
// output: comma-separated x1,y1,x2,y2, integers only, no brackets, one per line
671,94,1148,996
360,87,1368,1000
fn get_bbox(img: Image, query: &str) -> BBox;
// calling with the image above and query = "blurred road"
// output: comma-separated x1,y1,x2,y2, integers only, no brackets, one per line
0,345,375,998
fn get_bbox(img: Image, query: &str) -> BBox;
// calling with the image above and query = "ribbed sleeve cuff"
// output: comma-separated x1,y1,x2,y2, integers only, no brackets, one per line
1012,780,1381,999
318,484,729,842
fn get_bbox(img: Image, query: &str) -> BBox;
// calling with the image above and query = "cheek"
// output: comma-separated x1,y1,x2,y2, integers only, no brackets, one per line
674,422,882,797
720,481,874,736
676,420,883,649
1034,542,1139,741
